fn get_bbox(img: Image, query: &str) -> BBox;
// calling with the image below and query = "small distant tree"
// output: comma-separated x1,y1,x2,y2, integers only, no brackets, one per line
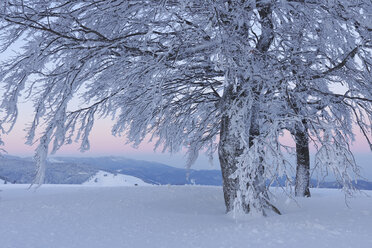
0,0,370,215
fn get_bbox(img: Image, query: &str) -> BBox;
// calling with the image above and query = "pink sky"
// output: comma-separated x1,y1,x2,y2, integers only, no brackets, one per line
2,95,371,157
1,107,371,176
2,112,370,156
1,117,155,157
1,100,370,170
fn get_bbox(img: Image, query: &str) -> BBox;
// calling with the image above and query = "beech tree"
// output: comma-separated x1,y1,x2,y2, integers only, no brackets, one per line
279,0,372,197
0,0,371,215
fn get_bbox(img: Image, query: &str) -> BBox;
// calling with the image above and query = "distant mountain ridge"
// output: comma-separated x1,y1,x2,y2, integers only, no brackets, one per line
0,155,222,185
49,156,223,185
0,155,97,184
0,155,371,190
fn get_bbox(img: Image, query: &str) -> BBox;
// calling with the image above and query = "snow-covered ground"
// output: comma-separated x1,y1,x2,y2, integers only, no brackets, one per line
0,185,371,248
82,170,150,186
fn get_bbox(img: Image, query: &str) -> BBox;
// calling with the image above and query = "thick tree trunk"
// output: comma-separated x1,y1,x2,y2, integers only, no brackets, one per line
218,85,248,212
218,103,280,214
218,86,280,214
294,120,311,197
219,115,269,213
218,114,242,212
217,0,280,215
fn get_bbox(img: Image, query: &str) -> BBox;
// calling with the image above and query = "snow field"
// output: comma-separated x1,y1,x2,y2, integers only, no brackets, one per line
0,185,371,248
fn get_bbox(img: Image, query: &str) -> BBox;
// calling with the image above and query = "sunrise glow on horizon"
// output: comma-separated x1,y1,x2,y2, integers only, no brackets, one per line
2,113,370,158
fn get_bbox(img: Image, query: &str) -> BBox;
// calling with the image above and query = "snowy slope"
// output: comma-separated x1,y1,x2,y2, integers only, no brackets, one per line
0,185,371,248
82,170,150,186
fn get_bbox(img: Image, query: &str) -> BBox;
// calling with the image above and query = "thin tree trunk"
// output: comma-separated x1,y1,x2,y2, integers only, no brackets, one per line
294,120,311,197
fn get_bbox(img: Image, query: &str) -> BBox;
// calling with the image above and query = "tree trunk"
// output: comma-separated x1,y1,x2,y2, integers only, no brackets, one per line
218,114,242,212
294,120,311,197
218,85,248,212
218,86,280,215
217,0,280,215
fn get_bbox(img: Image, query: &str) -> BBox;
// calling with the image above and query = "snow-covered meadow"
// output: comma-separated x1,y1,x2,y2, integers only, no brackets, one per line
0,184,371,248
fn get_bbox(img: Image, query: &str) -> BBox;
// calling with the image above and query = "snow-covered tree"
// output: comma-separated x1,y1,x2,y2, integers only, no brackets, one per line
277,0,372,197
0,0,371,215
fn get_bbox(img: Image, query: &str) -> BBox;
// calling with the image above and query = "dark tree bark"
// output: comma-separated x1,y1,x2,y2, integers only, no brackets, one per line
294,120,311,197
